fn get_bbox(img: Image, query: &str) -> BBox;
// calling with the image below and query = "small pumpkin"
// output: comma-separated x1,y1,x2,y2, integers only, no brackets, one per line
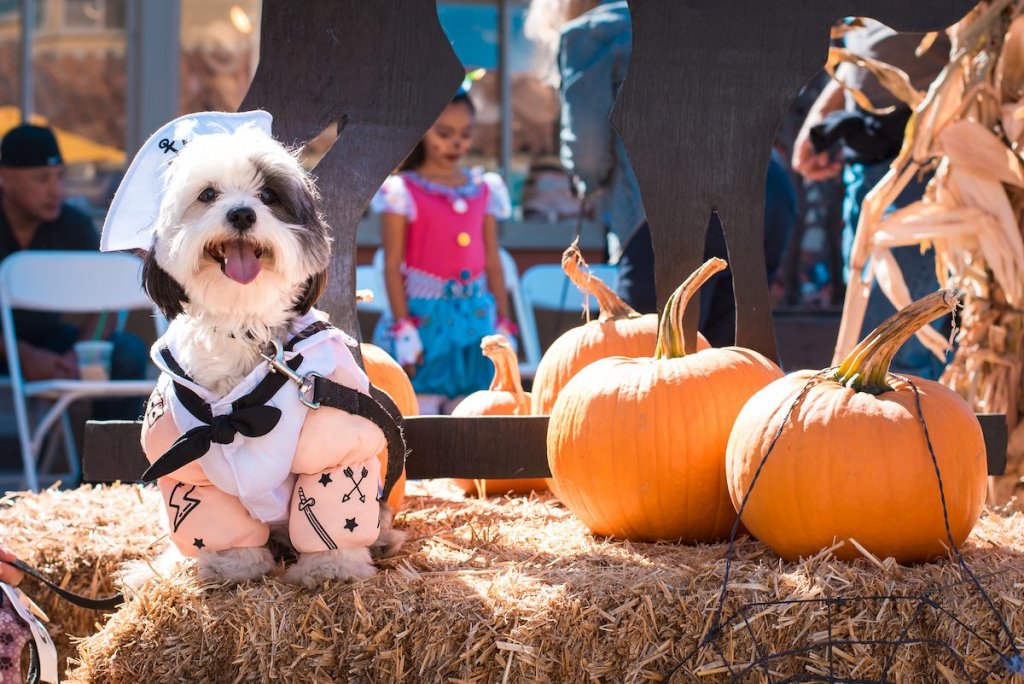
547,258,782,541
452,335,548,496
361,342,416,511
725,289,987,563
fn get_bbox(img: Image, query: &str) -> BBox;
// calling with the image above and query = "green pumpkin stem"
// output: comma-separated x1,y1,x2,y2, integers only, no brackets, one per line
832,289,961,394
562,239,641,322
654,257,727,359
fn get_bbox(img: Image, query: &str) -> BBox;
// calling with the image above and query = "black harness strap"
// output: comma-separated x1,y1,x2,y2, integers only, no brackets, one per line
365,384,407,502
3,559,123,611
313,376,407,502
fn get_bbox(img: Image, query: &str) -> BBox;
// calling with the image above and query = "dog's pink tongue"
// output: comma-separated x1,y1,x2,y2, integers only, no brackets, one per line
223,240,261,284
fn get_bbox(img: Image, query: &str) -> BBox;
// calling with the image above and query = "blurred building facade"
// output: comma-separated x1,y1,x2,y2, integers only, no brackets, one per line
0,0,574,221
0,0,261,214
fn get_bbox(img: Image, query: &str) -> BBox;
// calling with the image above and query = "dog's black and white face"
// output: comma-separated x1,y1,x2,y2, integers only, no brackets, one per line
144,126,331,331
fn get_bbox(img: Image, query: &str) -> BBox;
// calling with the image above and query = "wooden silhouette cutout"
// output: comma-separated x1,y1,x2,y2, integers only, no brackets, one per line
240,0,464,338
612,0,976,360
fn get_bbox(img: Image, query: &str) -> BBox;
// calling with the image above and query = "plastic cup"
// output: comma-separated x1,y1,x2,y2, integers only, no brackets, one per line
74,340,114,381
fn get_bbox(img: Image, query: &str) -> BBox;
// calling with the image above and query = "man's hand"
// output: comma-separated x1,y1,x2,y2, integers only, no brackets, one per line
17,342,77,381
792,78,846,182
0,544,23,586
792,128,843,181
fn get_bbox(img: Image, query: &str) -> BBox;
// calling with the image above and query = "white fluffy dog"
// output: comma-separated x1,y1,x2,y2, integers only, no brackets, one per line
131,123,403,587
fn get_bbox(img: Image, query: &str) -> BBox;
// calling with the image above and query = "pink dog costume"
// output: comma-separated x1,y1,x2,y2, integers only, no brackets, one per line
141,311,403,556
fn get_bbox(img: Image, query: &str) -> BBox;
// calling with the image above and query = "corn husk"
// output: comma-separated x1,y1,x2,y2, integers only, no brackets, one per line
832,2,1024,506
0,482,1010,682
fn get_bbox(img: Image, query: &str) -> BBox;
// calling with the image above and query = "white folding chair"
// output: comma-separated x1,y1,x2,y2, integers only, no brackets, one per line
497,248,540,379
518,262,619,376
0,251,162,491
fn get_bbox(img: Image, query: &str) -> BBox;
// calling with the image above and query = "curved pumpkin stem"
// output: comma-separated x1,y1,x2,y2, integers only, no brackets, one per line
482,334,529,414
563,239,640,322
832,289,961,394
654,257,727,360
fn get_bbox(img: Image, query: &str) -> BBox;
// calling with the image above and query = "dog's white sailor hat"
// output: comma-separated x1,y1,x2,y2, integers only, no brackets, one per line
100,110,273,253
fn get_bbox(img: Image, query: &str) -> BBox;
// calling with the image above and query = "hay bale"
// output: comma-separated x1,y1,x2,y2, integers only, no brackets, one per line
56,481,1024,683
0,484,164,672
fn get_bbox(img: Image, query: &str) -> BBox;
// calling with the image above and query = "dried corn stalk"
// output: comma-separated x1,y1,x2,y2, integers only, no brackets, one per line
831,1,1024,504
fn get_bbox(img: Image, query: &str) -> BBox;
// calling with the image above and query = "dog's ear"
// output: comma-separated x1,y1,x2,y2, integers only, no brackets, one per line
292,269,328,315
142,250,188,319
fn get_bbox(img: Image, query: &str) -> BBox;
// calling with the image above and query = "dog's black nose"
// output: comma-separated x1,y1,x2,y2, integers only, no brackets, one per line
227,206,256,231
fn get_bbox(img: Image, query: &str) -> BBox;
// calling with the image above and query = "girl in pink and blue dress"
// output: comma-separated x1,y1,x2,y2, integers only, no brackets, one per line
371,91,517,410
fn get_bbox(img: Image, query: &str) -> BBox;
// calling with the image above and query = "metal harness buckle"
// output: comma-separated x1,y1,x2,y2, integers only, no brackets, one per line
259,339,324,409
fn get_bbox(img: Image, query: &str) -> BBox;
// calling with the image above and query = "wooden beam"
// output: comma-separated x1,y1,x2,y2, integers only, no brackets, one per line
82,412,1007,484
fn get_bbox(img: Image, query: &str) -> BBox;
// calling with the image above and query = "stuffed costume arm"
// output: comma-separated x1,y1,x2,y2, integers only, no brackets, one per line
288,350,387,553
141,382,271,556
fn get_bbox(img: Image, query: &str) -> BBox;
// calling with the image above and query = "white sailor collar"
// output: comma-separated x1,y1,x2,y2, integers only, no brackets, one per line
151,309,356,408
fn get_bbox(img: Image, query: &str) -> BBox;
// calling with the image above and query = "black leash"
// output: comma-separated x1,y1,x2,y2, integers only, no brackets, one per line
3,559,123,611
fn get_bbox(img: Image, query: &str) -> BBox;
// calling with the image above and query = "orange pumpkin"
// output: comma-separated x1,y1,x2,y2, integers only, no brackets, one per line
452,335,548,496
547,258,782,541
361,342,416,511
726,289,986,563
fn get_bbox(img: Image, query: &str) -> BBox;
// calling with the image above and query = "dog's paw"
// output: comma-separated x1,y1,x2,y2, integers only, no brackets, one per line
116,546,185,593
283,547,376,588
197,546,276,584
372,502,407,559
371,527,407,560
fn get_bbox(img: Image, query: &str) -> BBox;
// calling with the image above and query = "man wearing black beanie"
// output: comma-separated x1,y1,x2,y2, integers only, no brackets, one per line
0,124,147,410
0,124,99,381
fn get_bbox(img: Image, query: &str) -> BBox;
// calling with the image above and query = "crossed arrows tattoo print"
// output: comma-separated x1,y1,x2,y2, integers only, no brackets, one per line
342,466,369,503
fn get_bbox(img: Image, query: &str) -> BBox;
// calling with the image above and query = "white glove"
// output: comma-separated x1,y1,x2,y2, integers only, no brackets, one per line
392,318,423,367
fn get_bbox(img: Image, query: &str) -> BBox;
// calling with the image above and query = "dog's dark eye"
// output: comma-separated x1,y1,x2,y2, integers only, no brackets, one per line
258,188,277,205
198,187,218,203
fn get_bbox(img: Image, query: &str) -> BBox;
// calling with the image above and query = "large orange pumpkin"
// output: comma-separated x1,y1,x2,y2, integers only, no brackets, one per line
547,258,782,541
726,289,986,563
452,335,548,496
361,342,416,511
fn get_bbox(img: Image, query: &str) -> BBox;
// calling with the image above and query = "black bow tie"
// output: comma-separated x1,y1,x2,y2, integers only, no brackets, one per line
142,337,311,482
142,404,283,481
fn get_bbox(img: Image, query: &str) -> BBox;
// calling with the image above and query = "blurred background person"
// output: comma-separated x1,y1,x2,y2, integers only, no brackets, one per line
791,18,951,378
0,124,148,417
371,90,515,415
526,0,797,346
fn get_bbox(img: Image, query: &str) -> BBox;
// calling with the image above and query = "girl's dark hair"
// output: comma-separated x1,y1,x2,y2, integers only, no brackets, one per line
399,91,475,172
